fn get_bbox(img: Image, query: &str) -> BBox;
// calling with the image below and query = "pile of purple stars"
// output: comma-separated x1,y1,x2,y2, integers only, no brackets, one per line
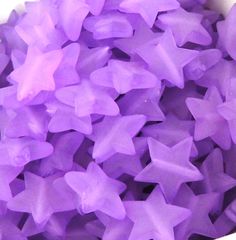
1,0,236,239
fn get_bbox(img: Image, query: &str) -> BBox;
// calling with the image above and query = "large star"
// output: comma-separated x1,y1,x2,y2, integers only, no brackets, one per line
137,30,198,88
157,7,212,46
186,87,231,150
90,60,158,94
119,0,180,27
65,162,126,219
174,185,218,240
10,46,63,101
89,115,146,162
7,173,75,225
55,81,119,117
124,186,190,240
135,137,203,202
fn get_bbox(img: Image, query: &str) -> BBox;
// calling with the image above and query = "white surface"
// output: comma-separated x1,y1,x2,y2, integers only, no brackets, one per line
0,0,234,239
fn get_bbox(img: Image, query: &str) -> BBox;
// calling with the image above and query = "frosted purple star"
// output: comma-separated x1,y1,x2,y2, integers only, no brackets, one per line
65,162,126,219
135,137,203,202
137,30,198,88
125,186,190,240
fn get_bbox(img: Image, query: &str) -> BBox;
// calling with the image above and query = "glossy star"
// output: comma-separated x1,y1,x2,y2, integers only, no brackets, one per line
91,60,158,94
7,173,75,225
55,81,119,117
65,162,126,219
118,88,165,122
0,137,53,167
174,185,218,240
125,186,190,240
59,0,90,41
119,0,180,27
137,30,198,88
157,7,212,46
10,46,63,101
90,114,146,162
136,137,203,202
186,87,231,150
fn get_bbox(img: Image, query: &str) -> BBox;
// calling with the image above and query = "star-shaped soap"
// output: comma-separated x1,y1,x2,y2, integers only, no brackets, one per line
10,46,63,101
135,137,203,201
118,88,165,122
119,0,180,27
59,0,89,41
55,81,119,117
90,114,146,162
194,148,236,194
65,162,126,219
157,7,212,46
186,87,231,150
125,186,190,240
137,30,198,88
7,173,75,225
83,12,133,39
0,137,53,167
174,185,218,240
91,60,158,94
217,4,236,60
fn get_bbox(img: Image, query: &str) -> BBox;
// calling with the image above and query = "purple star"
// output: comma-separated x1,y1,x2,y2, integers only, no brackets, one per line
135,137,202,202
0,166,22,202
119,0,179,27
65,162,126,219
47,101,92,135
114,18,160,55
0,137,53,167
125,186,190,240
103,137,147,177
91,60,158,94
55,81,119,117
5,106,49,141
186,87,231,150
54,43,80,88
59,0,89,41
89,114,146,161
10,46,63,101
192,148,236,194
217,4,236,60
83,12,133,39
137,30,198,88
142,114,198,157
157,7,212,46
174,184,218,239
118,88,165,122
40,132,84,172
7,173,75,225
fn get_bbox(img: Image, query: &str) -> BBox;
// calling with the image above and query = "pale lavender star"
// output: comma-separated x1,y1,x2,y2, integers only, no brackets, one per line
10,46,63,101
0,137,53,167
83,12,133,39
186,87,231,150
54,43,80,88
55,81,119,117
59,0,90,41
125,186,190,240
7,173,75,225
91,60,158,94
89,114,146,162
174,184,218,240
119,0,180,27
135,137,203,202
137,30,198,88
157,7,212,46
118,88,165,122
65,162,126,219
